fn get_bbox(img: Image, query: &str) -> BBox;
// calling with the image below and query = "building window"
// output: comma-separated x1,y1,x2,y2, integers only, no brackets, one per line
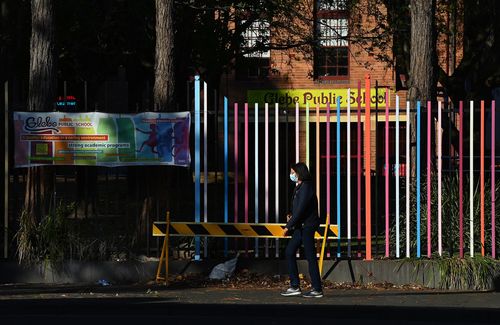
237,20,270,79
317,0,347,11
315,0,349,79
242,20,270,58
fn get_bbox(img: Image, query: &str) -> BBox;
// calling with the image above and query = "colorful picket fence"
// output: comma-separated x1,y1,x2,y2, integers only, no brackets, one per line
192,75,497,261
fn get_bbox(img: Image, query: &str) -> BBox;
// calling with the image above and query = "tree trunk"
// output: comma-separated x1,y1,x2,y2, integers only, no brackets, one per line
408,0,437,177
18,0,56,264
28,0,56,112
23,0,56,219
136,0,176,245
153,0,175,111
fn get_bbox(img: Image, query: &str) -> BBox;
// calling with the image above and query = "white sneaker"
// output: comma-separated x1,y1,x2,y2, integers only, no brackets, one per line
302,290,323,298
280,287,302,296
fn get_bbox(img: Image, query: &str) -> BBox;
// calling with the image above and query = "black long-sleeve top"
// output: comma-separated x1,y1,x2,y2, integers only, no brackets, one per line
285,180,319,230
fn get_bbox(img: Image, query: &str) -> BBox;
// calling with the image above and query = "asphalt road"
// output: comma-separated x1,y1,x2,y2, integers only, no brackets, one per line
1,284,499,324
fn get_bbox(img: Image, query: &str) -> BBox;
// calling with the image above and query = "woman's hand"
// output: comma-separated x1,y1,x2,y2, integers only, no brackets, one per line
282,227,289,237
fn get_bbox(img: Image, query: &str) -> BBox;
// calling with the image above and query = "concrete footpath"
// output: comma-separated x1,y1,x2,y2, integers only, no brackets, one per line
1,283,500,324
2,258,500,324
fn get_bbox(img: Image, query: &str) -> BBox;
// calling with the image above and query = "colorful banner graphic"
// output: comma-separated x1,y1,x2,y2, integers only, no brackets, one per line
13,111,191,167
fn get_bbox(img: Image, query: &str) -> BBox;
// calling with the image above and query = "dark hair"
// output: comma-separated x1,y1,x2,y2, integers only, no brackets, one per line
291,162,312,181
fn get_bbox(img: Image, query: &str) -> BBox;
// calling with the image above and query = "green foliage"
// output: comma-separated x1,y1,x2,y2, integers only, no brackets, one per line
391,172,500,257
65,216,136,262
16,202,73,267
16,201,136,267
37,203,73,267
437,256,500,290
16,209,39,266
397,256,500,290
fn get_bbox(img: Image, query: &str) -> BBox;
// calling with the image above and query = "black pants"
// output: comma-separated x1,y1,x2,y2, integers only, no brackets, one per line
285,226,322,292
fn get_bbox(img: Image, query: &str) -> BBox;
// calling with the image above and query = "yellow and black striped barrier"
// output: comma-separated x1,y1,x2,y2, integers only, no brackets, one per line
153,212,338,284
152,222,338,239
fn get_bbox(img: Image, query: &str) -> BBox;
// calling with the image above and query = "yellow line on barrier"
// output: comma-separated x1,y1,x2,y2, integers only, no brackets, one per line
152,223,163,236
236,224,259,237
203,223,226,236
266,224,285,237
172,223,195,236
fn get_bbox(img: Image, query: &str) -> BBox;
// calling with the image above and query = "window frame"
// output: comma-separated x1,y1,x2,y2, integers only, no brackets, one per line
314,0,350,81
241,19,271,59
237,19,271,80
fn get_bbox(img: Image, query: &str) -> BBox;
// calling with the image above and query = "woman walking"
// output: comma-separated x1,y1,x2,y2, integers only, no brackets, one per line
281,162,323,298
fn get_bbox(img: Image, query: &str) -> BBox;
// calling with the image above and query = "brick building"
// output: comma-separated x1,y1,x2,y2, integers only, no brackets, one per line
219,1,389,170
212,0,462,226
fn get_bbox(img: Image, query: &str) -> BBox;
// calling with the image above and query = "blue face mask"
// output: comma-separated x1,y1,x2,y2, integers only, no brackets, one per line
290,173,298,183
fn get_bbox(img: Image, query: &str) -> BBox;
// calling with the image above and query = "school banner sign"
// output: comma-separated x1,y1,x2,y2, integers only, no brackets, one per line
247,88,389,108
13,111,191,168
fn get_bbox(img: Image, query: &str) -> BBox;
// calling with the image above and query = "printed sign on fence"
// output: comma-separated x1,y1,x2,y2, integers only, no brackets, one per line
13,111,191,167
248,88,389,108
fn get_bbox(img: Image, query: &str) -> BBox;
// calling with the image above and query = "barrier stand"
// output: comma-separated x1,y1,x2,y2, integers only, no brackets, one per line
318,212,355,283
155,211,171,285
153,215,338,283
321,257,356,284
318,213,330,275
